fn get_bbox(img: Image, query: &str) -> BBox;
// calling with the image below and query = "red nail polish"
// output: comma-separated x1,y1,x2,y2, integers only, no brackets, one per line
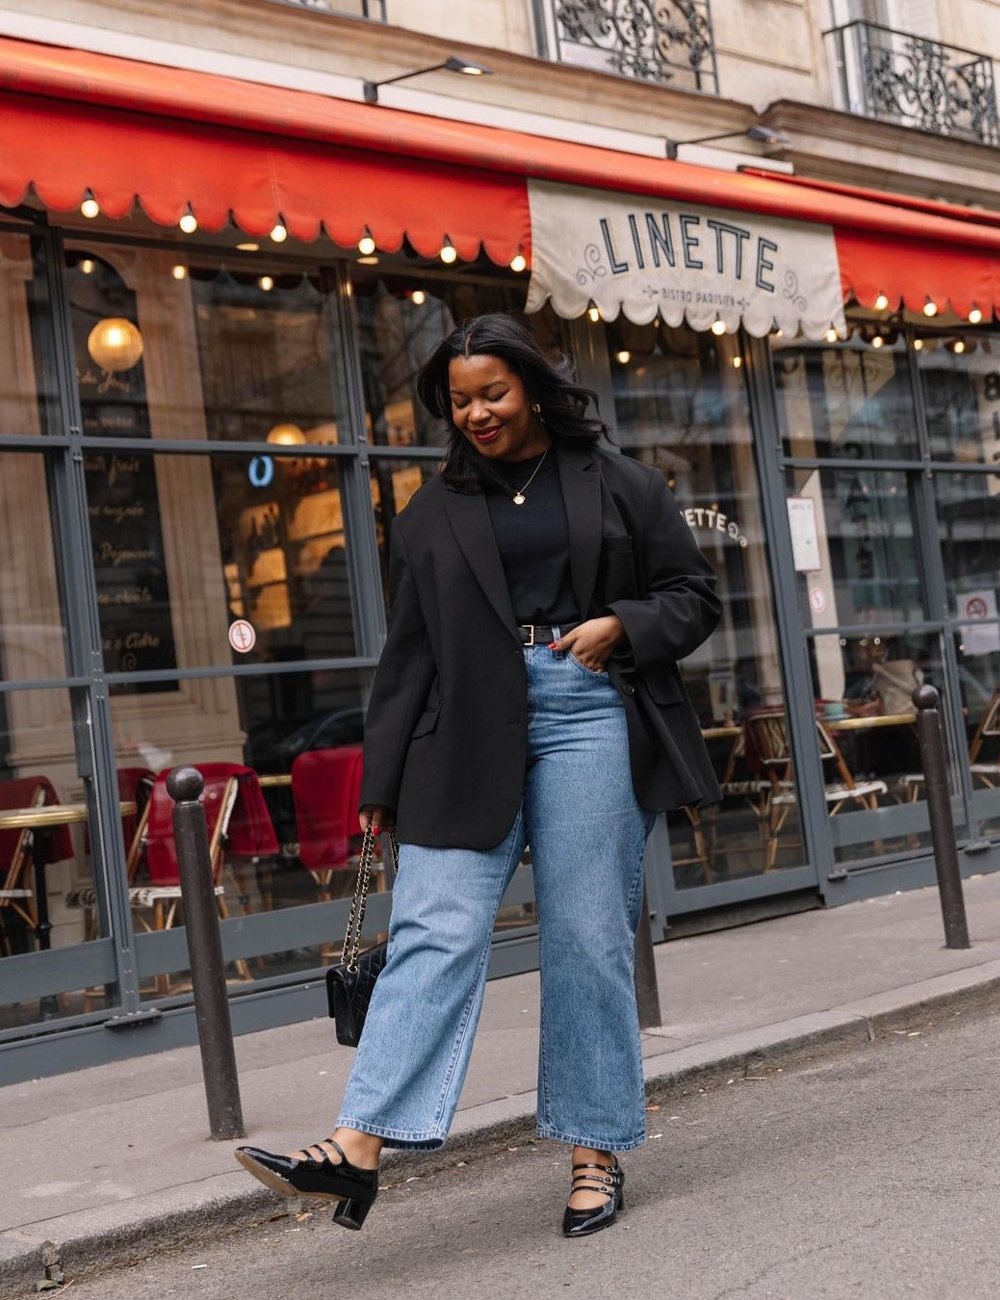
548,642,559,650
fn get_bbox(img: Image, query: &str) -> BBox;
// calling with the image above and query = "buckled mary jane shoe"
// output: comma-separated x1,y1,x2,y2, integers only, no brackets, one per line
235,1137,378,1230
561,1156,625,1238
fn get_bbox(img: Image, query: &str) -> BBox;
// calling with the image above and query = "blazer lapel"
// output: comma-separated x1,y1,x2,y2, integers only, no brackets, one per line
557,442,602,618
444,488,519,638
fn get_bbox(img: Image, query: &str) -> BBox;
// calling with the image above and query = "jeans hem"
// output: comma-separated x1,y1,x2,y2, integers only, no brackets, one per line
536,1124,645,1152
335,1117,446,1151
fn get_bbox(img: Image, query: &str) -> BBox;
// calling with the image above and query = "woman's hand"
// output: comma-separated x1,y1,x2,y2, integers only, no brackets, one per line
359,806,395,836
555,616,626,672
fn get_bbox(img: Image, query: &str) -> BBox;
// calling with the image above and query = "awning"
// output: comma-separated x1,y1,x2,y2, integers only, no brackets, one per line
1,37,998,334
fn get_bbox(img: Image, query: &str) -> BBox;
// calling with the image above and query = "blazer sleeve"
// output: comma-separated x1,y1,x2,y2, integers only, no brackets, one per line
359,522,436,813
606,470,721,670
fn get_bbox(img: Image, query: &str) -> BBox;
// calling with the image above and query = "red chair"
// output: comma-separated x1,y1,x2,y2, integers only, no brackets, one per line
291,746,366,901
130,764,278,987
0,777,73,954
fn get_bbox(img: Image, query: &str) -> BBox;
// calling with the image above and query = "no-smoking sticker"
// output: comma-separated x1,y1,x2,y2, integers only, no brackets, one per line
228,619,257,653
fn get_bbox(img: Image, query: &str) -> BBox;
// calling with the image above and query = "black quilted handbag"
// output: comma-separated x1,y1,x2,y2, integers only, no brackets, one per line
326,826,399,1047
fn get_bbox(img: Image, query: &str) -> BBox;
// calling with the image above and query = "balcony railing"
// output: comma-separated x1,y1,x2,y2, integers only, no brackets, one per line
825,19,999,147
543,0,718,94
264,0,386,18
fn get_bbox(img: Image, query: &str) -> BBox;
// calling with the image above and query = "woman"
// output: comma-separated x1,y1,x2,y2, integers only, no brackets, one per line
236,313,721,1237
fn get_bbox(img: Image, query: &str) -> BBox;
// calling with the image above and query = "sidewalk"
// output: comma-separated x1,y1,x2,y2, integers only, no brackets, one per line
4,871,1000,1288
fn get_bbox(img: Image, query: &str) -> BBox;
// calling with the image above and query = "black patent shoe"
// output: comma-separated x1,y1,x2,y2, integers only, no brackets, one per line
561,1156,624,1238
235,1137,378,1230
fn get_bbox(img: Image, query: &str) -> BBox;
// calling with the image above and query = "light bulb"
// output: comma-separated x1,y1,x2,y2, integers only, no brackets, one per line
236,242,260,252
913,338,924,351
922,298,938,317
732,356,742,369
179,208,198,234
588,306,601,323
410,289,426,305
79,258,96,275
80,191,100,219
953,340,966,354
874,292,889,311
439,238,457,264
510,252,527,273
711,319,727,336
259,275,274,291
871,335,884,348
968,307,983,324
270,222,288,243
825,328,839,343
172,264,188,280
358,230,376,256
615,350,631,364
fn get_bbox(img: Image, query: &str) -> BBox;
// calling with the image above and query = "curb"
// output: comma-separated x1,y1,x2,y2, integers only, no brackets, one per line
4,959,1000,1290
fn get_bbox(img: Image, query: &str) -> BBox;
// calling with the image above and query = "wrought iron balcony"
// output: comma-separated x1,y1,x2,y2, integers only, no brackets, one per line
541,0,718,94
825,20,999,147
264,0,386,18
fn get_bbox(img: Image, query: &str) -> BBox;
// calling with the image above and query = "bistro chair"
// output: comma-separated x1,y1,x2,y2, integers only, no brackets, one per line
290,745,369,902
745,709,887,871
130,763,278,988
901,687,1000,802
0,776,74,956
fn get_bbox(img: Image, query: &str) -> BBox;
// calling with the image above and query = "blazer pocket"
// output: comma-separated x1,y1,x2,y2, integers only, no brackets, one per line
643,671,684,706
410,703,441,739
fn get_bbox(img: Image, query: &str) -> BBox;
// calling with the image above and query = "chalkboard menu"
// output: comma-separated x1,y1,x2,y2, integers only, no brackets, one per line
72,258,178,693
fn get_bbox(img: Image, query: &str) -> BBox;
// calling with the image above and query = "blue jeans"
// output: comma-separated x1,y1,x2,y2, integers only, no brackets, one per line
337,643,654,1151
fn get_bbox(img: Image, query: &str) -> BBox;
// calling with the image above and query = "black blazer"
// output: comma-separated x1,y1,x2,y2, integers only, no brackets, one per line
360,440,723,848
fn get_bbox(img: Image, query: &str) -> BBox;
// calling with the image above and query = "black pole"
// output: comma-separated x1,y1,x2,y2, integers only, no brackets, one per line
912,686,971,950
633,889,662,1029
167,767,246,1139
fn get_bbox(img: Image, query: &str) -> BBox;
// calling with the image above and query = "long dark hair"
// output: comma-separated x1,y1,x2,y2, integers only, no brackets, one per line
415,313,607,493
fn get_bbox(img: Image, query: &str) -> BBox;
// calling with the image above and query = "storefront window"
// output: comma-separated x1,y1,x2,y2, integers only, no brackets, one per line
66,245,349,446
785,467,924,629
352,273,560,447
806,632,956,863
605,320,805,885
370,457,438,595
0,687,117,1028
918,329,1000,464
772,328,918,460
83,451,359,679
935,471,1000,621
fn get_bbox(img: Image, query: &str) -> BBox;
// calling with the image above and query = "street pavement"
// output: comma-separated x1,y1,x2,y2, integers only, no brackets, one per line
3,870,1000,1292
57,1003,1000,1299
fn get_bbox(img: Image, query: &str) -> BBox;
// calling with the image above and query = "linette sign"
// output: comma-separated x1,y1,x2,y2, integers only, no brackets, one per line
526,180,846,339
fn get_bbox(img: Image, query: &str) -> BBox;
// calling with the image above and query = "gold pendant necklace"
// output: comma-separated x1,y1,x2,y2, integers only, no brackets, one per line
512,448,549,506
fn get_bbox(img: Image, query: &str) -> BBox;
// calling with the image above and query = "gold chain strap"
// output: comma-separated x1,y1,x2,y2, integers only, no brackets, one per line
343,826,399,974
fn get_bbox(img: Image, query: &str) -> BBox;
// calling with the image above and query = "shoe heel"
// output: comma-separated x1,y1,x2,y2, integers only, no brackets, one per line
333,1196,374,1230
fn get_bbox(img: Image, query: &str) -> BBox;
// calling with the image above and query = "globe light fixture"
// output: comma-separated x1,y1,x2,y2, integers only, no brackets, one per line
87,318,144,372
266,423,307,446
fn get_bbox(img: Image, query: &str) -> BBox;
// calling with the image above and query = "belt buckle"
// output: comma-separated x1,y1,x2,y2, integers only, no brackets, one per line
525,625,537,647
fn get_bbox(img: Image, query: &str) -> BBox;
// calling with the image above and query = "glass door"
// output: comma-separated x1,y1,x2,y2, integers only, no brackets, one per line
599,318,819,910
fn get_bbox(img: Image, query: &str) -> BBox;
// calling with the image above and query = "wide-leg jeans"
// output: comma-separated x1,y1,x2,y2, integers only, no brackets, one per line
337,643,655,1151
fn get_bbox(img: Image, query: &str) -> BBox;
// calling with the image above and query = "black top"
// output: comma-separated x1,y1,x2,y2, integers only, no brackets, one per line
485,449,579,626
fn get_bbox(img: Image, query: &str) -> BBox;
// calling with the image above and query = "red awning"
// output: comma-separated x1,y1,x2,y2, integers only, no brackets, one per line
0,37,998,318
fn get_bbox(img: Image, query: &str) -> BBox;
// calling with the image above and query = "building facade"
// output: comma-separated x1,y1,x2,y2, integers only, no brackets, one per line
2,0,1000,1079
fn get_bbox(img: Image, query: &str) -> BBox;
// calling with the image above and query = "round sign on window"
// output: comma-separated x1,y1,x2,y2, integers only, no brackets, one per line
808,587,826,614
228,619,257,653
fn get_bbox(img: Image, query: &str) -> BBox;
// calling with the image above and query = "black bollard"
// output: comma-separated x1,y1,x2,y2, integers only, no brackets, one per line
167,766,246,1139
912,686,971,950
633,890,662,1029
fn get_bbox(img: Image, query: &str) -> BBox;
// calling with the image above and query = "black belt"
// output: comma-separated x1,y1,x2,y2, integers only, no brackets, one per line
516,622,579,646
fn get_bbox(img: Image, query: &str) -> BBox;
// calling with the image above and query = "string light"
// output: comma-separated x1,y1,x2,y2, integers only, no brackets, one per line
922,298,938,317
410,289,427,305
358,229,376,256
825,327,839,343
178,206,198,235
615,350,631,364
871,334,884,348
968,307,984,324
710,318,727,336
80,190,100,219
732,356,743,369
79,258,96,275
952,339,966,354
510,251,527,273
270,221,288,244
913,338,924,351
171,264,188,280
236,242,260,252
439,237,458,264
258,275,274,291
587,305,601,323
874,292,889,311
